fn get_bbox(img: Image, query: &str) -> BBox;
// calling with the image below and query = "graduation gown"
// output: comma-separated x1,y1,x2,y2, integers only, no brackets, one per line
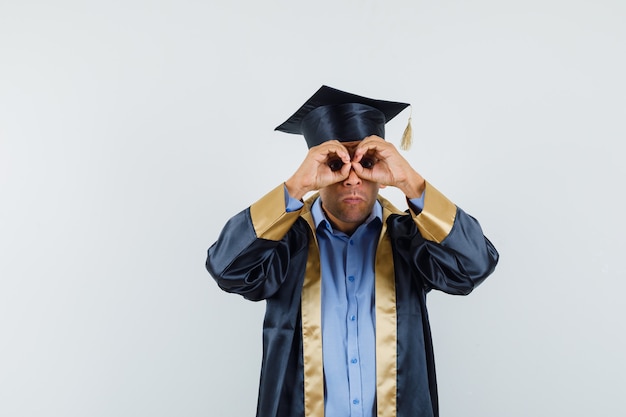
206,182,499,417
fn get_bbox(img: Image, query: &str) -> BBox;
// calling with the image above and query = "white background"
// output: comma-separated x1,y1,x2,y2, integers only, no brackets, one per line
1,1,625,416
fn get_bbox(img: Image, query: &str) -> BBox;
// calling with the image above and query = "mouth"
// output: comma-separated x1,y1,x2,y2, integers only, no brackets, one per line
342,194,365,204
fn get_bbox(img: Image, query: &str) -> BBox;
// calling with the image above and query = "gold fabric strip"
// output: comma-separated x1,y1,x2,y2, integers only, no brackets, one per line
375,200,401,417
300,206,325,417
411,181,457,243
250,183,302,241
299,195,404,417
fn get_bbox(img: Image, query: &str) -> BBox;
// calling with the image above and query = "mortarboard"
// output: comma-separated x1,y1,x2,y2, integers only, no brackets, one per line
275,85,412,149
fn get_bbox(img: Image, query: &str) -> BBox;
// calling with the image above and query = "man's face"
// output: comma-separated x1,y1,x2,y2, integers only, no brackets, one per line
318,141,380,234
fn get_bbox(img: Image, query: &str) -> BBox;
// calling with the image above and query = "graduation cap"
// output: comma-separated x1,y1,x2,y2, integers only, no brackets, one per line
275,85,413,150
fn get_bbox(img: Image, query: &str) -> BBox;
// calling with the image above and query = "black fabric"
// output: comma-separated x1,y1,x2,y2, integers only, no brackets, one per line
275,85,410,148
300,103,386,147
206,204,499,417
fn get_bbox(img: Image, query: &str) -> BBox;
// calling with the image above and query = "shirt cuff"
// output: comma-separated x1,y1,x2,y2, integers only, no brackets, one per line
284,184,304,212
407,190,425,213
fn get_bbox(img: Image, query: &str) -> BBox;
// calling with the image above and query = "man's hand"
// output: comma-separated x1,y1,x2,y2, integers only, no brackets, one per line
352,136,426,199
285,140,352,200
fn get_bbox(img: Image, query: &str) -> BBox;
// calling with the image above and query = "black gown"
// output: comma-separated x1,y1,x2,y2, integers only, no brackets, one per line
207,182,499,417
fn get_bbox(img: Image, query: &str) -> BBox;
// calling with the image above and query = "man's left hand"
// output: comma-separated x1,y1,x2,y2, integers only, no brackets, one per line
352,136,426,199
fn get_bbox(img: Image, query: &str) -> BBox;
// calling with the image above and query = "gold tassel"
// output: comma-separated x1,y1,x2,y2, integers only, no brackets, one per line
400,115,413,151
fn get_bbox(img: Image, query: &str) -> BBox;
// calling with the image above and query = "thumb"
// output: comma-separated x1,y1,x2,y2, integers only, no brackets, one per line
351,161,373,181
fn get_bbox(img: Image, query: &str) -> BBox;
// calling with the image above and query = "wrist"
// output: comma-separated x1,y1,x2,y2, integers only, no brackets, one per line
284,178,308,201
398,173,425,199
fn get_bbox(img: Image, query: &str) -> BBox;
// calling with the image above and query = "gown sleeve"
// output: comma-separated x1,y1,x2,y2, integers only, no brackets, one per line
206,184,308,301
402,181,499,295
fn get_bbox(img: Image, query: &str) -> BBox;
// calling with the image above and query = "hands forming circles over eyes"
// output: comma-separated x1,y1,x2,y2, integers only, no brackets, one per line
285,136,425,200
326,156,376,172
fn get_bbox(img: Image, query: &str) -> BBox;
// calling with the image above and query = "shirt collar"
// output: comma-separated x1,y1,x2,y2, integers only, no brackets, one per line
311,196,382,233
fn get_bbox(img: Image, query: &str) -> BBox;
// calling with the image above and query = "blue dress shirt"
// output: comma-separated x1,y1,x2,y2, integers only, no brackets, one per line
285,187,424,417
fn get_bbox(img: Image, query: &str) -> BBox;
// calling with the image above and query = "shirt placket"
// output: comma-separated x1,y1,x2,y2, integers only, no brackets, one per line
346,237,363,417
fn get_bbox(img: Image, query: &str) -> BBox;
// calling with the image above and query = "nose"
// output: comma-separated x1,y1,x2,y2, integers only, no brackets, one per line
343,167,361,186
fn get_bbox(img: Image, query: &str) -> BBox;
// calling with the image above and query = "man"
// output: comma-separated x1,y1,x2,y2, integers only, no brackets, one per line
206,85,499,417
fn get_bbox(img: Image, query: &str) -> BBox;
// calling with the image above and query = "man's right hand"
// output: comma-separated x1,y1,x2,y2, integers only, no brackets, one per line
284,140,352,200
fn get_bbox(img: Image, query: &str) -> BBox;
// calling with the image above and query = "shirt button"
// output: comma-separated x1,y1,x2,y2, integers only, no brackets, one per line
350,315,356,321
349,240,354,246
348,276,355,282
353,399,360,405
351,358,358,364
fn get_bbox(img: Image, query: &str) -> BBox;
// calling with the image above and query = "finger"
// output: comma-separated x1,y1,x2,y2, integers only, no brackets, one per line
351,161,374,181
334,144,352,163
354,137,384,161
339,160,352,178
323,163,350,187
310,140,343,159
322,140,351,161
353,144,373,163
